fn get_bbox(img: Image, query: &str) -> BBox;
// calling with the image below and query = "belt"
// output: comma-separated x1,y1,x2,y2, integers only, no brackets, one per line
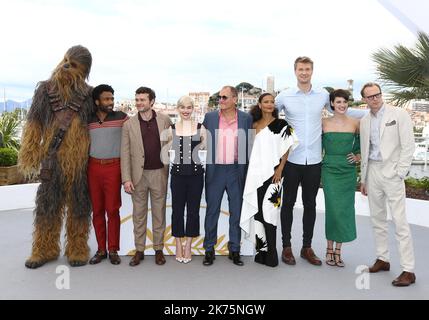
89,157,120,165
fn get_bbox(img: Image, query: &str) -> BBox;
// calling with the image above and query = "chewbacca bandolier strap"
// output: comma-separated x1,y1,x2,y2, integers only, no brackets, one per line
40,86,86,182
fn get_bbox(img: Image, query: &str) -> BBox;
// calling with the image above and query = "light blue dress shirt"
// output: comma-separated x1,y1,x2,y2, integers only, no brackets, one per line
275,86,368,165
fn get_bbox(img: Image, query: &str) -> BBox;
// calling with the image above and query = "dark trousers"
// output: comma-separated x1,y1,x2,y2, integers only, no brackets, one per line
204,165,243,252
87,159,122,252
280,161,321,248
171,174,204,237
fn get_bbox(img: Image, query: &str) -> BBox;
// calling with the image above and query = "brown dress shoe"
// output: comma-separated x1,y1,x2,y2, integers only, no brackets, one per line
300,247,322,266
89,251,107,265
109,251,121,265
368,259,390,273
155,250,166,265
281,247,296,265
129,251,144,267
392,272,416,287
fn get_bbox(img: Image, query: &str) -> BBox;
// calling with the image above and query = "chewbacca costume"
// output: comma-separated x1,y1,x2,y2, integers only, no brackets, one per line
19,45,94,268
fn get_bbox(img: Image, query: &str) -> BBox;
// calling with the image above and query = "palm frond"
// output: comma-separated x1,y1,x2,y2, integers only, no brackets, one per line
372,31,429,106
0,112,22,151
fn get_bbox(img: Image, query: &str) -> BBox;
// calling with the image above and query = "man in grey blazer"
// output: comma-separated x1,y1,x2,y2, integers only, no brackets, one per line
202,85,253,266
360,82,416,286
121,86,172,267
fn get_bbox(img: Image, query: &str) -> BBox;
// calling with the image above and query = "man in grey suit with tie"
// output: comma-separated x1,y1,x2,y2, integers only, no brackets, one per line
202,85,253,266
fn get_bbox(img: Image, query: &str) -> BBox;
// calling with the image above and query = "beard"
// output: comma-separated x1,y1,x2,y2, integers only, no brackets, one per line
98,105,113,113
51,64,87,102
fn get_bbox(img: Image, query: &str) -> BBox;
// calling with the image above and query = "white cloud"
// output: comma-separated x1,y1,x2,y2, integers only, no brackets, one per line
0,0,418,102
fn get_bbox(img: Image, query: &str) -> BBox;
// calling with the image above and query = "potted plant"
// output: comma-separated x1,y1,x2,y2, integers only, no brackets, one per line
405,177,429,201
0,111,22,185
0,147,20,185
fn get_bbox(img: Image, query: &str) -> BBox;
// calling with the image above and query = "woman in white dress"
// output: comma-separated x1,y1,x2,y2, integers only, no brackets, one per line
240,93,298,267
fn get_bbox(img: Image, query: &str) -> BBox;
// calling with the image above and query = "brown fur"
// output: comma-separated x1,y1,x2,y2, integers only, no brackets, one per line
22,46,93,268
18,121,43,178
64,206,91,262
51,62,87,103
29,211,64,262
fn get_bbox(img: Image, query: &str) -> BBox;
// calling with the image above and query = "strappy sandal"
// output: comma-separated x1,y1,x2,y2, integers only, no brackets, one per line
334,248,345,267
325,248,335,266
175,240,184,263
182,240,192,264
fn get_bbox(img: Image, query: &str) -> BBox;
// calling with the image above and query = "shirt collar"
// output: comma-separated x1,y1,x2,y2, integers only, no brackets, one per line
218,108,238,121
370,104,385,118
138,110,157,122
294,85,321,95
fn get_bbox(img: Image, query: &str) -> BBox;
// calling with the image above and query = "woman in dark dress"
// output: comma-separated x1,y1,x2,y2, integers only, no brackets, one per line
169,96,206,264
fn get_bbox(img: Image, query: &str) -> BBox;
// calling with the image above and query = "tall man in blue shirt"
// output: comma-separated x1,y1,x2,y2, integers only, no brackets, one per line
275,56,366,266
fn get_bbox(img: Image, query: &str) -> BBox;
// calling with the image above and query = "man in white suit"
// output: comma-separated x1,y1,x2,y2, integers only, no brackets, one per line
360,82,416,287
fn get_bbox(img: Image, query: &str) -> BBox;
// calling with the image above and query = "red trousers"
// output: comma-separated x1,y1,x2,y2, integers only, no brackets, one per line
88,158,122,252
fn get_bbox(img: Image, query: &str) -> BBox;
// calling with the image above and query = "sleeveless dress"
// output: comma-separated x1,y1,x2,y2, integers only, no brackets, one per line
321,132,360,242
240,119,299,266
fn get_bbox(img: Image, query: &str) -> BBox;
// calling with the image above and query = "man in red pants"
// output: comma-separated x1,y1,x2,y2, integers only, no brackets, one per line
87,84,128,265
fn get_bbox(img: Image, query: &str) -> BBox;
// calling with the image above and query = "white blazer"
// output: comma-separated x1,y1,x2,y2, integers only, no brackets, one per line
360,104,414,184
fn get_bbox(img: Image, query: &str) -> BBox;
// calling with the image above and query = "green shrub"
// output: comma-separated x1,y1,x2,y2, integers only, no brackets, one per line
0,112,21,152
0,148,18,167
405,177,429,191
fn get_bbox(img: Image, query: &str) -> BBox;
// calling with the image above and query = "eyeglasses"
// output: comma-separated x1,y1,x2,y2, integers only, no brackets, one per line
365,93,382,101
218,95,229,101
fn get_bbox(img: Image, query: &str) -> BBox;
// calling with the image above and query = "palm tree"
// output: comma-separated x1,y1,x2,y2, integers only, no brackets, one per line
372,31,429,106
0,112,21,151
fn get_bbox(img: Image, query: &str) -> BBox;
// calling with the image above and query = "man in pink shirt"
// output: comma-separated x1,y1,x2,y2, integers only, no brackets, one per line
202,85,253,266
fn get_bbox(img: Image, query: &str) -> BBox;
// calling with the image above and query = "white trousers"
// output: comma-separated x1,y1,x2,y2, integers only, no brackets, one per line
367,161,415,272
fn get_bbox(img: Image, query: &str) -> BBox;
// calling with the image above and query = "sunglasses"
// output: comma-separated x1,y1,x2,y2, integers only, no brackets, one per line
218,95,229,101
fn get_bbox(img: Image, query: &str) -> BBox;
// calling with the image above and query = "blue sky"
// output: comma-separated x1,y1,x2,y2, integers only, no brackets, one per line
0,0,422,102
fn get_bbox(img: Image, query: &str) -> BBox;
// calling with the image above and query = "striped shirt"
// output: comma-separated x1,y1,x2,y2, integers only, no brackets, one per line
88,111,129,159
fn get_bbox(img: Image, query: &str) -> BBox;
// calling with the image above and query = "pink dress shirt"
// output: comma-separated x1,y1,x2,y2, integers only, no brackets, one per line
216,110,238,164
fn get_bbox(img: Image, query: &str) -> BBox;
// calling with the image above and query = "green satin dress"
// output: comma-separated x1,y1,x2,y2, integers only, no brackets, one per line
321,132,360,243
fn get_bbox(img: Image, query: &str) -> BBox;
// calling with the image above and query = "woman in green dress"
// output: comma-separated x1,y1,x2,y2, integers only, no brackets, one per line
322,89,360,267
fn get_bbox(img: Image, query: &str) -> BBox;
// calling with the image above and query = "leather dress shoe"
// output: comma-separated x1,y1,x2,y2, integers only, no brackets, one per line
89,251,107,265
300,247,322,266
129,251,144,267
281,247,296,265
155,250,166,265
109,251,121,265
229,251,244,266
368,259,390,273
392,271,416,287
203,251,215,266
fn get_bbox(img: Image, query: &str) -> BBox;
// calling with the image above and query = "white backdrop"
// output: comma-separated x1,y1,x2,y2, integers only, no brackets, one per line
118,185,254,256
0,182,254,256
378,0,429,34
2,183,429,256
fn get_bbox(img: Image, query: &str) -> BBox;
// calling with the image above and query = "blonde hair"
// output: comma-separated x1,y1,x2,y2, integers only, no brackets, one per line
177,95,195,108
